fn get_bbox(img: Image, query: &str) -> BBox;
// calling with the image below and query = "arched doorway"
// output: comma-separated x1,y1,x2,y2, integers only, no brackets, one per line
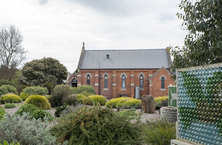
71,78,78,87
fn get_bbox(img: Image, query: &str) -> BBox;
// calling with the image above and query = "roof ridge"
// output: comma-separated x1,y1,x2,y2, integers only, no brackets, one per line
85,49,166,51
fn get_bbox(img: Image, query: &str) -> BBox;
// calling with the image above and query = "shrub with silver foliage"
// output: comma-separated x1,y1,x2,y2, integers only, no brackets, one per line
0,113,56,145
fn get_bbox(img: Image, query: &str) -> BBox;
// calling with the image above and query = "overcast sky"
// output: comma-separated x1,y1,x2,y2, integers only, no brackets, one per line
0,0,187,73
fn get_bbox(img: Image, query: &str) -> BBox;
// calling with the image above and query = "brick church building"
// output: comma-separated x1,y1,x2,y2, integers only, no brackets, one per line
67,43,174,98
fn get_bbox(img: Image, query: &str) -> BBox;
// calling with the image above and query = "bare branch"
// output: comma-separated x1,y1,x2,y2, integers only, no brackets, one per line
0,25,26,80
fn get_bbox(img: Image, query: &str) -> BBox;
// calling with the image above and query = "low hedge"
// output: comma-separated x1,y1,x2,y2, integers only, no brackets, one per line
4,103,16,109
22,86,48,96
0,94,22,104
105,97,141,109
82,95,107,105
24,95,51,110
154,96,168,109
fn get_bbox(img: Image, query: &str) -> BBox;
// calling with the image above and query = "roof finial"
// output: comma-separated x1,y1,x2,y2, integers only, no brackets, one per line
83,42,85,47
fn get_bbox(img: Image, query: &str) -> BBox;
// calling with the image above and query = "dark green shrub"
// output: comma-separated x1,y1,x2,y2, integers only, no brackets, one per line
4,103,16,109
76,85,96,95
0,85,17,96
0,107,5,120
50,106,142,144
50,84,70,107
0,94,22,104
54,105,68,117
42,82,54,95
15,104,53,121
24,95,51,110
22,86,48,95
0,113,56,145
19,92,30,101
142,119,176,145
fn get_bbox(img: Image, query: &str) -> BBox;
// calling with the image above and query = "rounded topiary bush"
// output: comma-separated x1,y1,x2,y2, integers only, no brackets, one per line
82,95,107,106
24,95,51,110
0,85,18,96
20,92,30,101
105,97,141,109
124,99,141,109
0,94,22,104
90,95,107,105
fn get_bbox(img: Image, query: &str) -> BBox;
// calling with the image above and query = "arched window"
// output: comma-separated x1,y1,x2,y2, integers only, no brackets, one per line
122,75,126,88
161,77,165,89
140,75,143,88
87,75,90,85
104,74,108,88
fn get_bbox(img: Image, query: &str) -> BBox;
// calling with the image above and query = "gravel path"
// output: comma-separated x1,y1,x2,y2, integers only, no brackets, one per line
1,103,160,122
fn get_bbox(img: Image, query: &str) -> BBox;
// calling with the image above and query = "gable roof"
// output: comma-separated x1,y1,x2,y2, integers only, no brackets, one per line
79,49,171,70
149,67,173,81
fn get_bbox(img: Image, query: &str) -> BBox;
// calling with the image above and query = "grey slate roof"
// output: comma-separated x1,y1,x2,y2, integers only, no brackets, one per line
79,49,170,69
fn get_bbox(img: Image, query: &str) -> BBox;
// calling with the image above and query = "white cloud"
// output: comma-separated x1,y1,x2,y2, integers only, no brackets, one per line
0,0,187,72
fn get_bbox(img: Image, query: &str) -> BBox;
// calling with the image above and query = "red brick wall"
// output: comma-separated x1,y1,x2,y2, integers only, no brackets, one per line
149,68,174,98
77,68,174,98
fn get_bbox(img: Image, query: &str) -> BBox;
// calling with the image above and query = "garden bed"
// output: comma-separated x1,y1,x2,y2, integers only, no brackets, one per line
1,103,160,122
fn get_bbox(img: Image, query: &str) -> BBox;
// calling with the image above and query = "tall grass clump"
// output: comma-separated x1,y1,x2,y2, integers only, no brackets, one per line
142,119,176,145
